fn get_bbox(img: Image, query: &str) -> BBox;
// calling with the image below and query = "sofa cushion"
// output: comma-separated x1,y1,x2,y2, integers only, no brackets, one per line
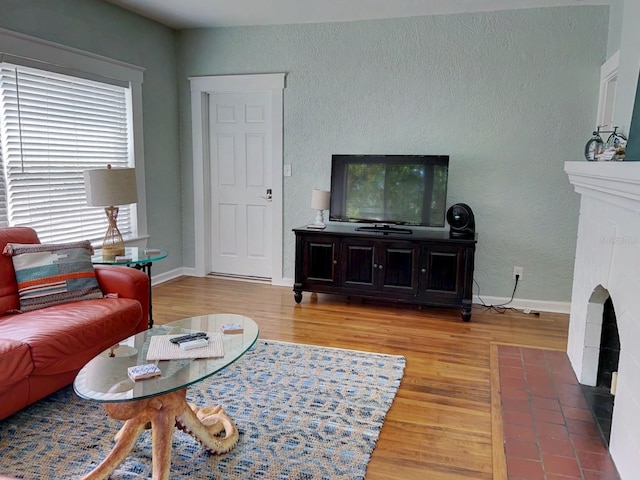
3,240,103,312
0,338,32,390
0,297,143,376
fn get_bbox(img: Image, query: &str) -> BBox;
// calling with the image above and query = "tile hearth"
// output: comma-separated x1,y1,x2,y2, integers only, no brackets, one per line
497,345,619,480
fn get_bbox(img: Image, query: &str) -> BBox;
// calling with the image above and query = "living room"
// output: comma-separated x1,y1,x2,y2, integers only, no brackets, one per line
0,0,639,479
0,0,635,307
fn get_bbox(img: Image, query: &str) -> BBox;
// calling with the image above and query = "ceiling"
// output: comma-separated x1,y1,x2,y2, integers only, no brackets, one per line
104,0,609,29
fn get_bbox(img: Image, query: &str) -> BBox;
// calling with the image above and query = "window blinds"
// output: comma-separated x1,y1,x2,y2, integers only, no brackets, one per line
0,63,134,244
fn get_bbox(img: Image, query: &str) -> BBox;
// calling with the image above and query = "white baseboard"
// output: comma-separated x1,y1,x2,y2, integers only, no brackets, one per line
167,269,294,287
150,267,187,286
274,277,294,287
473,295,570,314
182,267,198,277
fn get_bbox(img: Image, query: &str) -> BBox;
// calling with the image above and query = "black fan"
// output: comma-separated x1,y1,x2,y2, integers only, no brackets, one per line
446,203,475,238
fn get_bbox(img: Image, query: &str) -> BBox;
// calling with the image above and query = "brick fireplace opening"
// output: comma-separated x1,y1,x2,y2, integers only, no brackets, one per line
580,289,620,444
565,162,640,480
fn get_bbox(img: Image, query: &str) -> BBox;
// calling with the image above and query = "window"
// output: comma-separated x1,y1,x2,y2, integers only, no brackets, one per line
0,64,134,243
0,27,146,245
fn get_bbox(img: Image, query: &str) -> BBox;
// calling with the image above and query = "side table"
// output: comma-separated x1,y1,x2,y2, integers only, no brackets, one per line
92,247,168,328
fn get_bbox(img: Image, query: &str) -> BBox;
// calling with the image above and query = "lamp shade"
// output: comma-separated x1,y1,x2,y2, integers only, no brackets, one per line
310,189,330,211
84,165,137,206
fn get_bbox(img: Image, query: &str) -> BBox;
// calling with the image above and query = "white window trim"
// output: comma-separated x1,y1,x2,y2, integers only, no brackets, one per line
0,27,148,243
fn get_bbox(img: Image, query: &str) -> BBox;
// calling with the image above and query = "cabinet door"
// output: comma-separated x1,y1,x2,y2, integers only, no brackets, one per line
419,246,465,303
378,242,419,296
340,239,377,291
301,236,339,286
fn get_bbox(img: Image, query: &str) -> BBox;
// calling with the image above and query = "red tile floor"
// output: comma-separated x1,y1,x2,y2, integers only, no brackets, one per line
496,345,620,480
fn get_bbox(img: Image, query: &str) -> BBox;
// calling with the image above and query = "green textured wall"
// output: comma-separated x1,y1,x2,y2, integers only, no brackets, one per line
178,6,609,303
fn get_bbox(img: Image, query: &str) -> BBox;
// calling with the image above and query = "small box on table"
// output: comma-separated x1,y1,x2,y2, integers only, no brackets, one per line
127,364,161,381
220,323,243,334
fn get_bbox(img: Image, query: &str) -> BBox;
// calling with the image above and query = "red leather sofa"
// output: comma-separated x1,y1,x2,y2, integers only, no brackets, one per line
0,227,149,420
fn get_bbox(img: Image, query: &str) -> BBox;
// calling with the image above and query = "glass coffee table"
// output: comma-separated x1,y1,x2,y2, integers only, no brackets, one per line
74,313,258,480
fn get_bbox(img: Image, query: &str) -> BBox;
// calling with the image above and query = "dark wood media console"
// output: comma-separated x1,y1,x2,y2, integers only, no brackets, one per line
293,224,477,321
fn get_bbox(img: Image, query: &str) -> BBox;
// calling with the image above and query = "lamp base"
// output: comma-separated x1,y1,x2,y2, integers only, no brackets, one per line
314,209,325,226
101,244,125,260
102,206,125,259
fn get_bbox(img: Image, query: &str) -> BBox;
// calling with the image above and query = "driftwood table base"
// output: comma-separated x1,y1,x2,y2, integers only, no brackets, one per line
81,388,239,480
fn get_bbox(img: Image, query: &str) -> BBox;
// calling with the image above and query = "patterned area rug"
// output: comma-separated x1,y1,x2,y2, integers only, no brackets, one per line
0,340,405,479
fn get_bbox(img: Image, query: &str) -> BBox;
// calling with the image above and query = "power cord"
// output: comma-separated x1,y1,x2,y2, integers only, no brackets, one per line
474,274,540,315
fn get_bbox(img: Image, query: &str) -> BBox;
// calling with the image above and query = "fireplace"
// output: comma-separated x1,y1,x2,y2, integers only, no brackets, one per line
580,293,619,444
565,161,640,480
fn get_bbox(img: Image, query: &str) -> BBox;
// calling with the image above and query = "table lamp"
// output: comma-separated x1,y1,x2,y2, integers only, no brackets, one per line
83,164,137,259
311,189,330,226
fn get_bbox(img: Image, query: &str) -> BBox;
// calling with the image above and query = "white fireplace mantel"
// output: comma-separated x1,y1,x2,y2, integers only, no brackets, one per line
565,161,640,210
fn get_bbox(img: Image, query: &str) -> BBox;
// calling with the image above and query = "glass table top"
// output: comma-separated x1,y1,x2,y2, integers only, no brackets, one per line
73,314,259,403
91,246,168,265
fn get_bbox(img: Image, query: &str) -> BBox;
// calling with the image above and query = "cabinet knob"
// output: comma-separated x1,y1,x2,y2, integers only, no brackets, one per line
333,260,337,264
421,268,426,273
378,264,383,270
373,263,378,268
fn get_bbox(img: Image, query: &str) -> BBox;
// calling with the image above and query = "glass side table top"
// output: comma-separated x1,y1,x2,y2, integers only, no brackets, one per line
91,246,168,265
73,313,259,403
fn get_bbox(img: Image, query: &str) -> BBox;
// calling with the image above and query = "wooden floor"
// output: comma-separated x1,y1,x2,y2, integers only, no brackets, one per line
152,276,570,480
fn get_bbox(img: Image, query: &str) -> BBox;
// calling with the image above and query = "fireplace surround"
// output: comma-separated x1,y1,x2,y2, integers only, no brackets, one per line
565,161,640,480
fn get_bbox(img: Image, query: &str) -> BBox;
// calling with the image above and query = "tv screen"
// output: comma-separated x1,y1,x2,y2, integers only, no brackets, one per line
329,154,449,228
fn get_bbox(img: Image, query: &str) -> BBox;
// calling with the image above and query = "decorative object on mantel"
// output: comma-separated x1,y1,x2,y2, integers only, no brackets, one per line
625,69,640,161
584,125,627,161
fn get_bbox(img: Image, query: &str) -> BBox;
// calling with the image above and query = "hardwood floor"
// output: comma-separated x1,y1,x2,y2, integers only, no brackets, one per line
152,276,569,480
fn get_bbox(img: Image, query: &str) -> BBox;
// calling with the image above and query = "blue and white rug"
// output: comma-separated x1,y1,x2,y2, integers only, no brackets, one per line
0,340,405,479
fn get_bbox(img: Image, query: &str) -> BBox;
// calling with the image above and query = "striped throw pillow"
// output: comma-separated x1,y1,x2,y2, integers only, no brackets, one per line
3,240,103,312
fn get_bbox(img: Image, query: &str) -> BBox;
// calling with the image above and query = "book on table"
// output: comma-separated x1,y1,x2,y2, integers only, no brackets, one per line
146,333,224,360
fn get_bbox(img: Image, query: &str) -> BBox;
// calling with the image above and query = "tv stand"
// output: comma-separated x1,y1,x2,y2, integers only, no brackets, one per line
355,224,413,234
293,224,477,321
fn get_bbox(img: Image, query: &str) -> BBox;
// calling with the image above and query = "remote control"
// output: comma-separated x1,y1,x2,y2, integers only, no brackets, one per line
179,338,209,350
169,332,208,344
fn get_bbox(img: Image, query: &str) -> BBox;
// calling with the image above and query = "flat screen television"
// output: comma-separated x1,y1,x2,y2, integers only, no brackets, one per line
329,154,449,233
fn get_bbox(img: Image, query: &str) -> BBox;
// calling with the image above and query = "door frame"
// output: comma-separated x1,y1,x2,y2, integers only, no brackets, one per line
597,50,619,129
189,73,286,284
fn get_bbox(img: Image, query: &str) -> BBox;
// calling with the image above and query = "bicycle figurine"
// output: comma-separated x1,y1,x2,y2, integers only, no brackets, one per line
584,125,627,161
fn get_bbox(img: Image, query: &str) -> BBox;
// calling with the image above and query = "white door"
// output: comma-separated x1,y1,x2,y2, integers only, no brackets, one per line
208,92,273,278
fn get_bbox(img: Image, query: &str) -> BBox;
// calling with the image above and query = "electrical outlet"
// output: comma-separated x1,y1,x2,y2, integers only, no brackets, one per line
283,164,292,177
513,266,524,280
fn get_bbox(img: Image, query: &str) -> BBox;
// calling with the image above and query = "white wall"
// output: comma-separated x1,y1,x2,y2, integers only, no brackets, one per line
178,6,609,303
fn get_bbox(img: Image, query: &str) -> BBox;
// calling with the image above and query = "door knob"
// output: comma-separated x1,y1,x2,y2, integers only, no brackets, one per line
261,188,273,202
